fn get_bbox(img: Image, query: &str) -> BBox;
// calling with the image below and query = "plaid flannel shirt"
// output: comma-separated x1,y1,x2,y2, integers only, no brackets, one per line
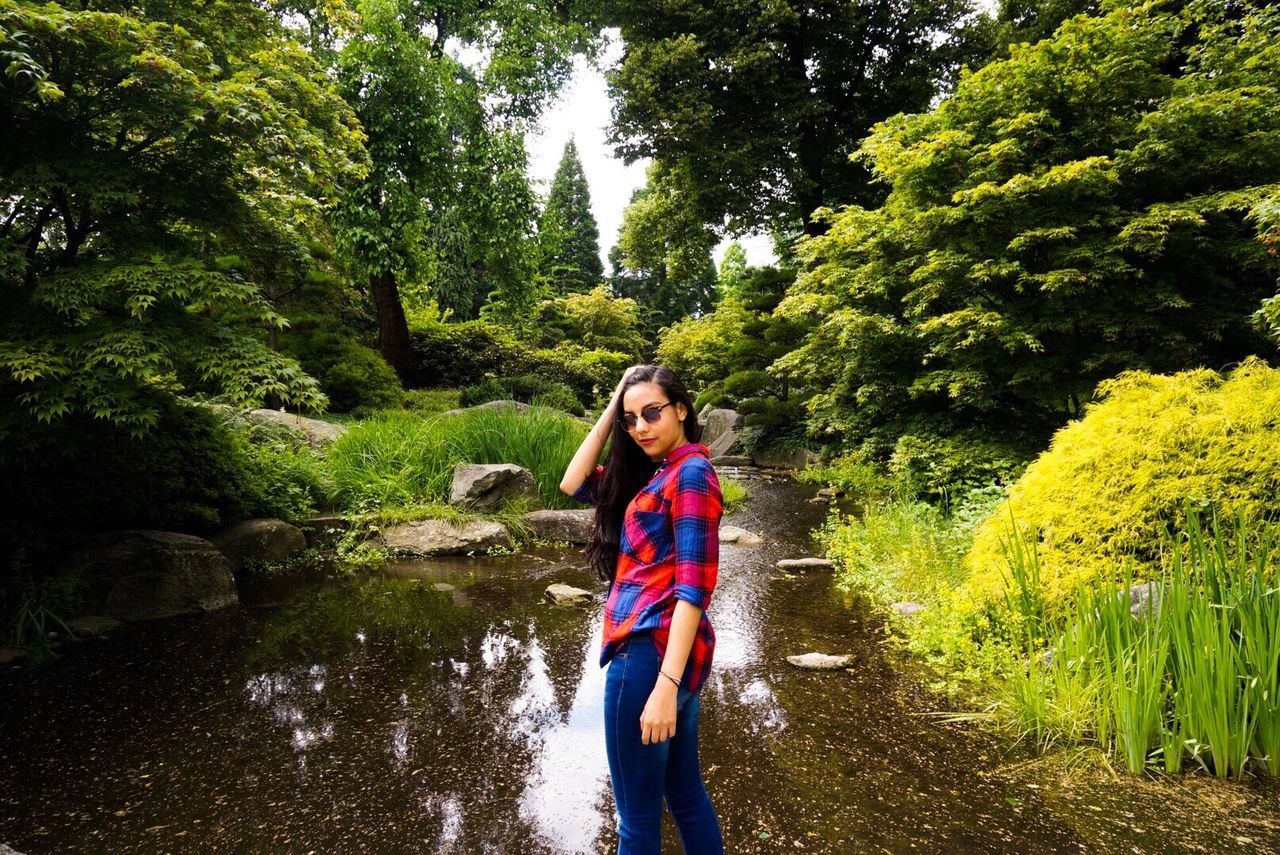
571,441,722,693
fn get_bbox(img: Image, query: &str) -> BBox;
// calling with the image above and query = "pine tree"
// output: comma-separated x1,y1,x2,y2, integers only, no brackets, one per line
538,139,604,295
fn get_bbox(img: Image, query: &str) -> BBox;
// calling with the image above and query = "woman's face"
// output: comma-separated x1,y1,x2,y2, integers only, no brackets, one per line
620,381,689,461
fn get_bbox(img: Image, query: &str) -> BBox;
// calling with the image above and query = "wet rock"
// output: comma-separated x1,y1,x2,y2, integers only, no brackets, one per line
0,648,29,667
210,518,306,574
816,487,842,498
1,842,28,854
431,582,457,592
702,409,743,456
786,652,853,670
720,525,763,545
378,519,512,556
523,509,595,544
750,446,818,470
71,530,238,621
808,496,830,504
775,557,834,571
1129,581,1161,620
450,463,538,511
67,615,123,638
710,454,753,467
890,602,927,617
545,583,593,606
246,409,347,447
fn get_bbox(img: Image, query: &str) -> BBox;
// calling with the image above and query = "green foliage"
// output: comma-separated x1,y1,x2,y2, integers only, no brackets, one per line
530,284,646,355
538,139,604,295
716,242,749,302
0,0,366,434
966,358,1280,615
654,296,753,394
277,314,403,413
886,431,1031,506
776,0,1280,458
1005,511,1280,779
458,375,582,415
603,0,984,235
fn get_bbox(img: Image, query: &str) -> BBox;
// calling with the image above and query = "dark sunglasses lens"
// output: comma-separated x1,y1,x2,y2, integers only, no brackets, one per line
619,404,667,430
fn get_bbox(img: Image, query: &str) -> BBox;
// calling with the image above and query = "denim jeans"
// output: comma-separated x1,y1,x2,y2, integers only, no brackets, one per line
604,632,724,854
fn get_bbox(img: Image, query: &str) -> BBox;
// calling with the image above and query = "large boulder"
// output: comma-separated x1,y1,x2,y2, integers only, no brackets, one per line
701,409,743,457
450,463,538,510
246,409,347,447
523,509,595,544
751,446,817,470
72,531,238,621
710,454,753,468
210,518,307,574
378,519,512,556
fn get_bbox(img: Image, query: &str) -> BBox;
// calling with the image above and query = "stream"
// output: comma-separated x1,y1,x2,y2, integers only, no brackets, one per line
3,475,1279,852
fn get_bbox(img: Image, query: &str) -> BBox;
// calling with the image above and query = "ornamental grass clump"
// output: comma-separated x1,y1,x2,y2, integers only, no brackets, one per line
1006,510,1280,779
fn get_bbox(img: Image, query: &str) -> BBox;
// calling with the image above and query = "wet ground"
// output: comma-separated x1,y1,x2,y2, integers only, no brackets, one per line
3,475,1279,852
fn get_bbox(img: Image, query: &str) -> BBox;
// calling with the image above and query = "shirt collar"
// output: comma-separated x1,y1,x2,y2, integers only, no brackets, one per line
661,441,708,466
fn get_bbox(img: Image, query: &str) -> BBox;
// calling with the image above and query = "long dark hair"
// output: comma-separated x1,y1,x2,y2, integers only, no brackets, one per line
586,365,703,585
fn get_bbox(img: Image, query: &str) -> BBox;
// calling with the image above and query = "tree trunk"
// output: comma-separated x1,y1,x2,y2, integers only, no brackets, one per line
371,269,413,384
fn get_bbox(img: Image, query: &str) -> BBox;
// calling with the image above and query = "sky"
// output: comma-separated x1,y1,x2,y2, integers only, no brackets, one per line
524,30,778,273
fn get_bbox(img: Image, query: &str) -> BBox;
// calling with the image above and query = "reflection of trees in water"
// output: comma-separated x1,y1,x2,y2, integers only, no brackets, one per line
237,570,598,848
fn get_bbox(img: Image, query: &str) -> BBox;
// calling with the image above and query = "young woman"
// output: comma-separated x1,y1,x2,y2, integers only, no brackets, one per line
559,364,726,854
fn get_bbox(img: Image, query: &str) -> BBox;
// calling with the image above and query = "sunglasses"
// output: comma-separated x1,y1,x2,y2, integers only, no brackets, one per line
617,401,676,431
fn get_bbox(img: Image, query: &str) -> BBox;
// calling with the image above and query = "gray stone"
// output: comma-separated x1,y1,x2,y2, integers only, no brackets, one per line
378,519,512,556
816,486,842,498
298,513,353,547
210,518,306,574
786,652,852,670
701,409,743,457
246,409,347,447
890,601,927,617
72,530,238,621
67,615,123,638
710,454,754,467
545,583,593,606
0,648,29,667
751,446,818,470
449,463,538,510
431,582,457,592
1,842,28,854
1129,581,1162,620
775,557,835,571
719,525,763,545
523,509,595,544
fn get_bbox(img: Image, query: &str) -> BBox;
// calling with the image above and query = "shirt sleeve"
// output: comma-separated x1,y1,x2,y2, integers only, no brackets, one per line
670,458,723,611
570,464,605,506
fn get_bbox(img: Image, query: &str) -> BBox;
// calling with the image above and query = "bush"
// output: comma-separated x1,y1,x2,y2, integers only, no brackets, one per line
458,374,583,415
964,357,1280,616
278,315,403,413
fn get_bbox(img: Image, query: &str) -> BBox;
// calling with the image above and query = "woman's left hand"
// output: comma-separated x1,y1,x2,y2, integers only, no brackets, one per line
640,681,678,745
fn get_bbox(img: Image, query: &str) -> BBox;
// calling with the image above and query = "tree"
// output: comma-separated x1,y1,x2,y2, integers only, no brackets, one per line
538,138,604,295
0,0,367,435
774,0,1280,458
286,0,604,375
603,0,985,240
716,241,748,301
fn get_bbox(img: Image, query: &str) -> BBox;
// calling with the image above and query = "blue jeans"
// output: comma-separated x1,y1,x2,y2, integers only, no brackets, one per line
604,632,724,854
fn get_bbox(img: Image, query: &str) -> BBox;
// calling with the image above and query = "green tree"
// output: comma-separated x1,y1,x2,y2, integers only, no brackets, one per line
0,0,367,435
538,138,604,295
716,241,749,301
603,0,985,240
775,0,1280,459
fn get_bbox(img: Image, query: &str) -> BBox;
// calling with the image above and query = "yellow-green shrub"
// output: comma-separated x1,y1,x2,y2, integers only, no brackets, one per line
964,357,1280,615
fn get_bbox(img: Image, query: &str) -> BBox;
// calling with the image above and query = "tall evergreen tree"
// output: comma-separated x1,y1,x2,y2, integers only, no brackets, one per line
538,139,604,295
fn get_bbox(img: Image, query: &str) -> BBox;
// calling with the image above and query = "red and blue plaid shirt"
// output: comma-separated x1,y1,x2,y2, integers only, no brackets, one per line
571,441,722,693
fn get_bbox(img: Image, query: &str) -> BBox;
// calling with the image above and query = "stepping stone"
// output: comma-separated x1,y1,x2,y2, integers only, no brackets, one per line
775,557,834,571
67,615,123,638
431,582,456,592
890,602,927,617
720,525,763,545
786,652,852,670
544,583,593,606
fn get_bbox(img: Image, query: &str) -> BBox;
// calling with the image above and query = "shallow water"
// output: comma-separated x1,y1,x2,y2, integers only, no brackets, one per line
3,476,1277,852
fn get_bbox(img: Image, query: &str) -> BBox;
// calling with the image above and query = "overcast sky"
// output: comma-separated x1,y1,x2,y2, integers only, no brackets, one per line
524,30,778,273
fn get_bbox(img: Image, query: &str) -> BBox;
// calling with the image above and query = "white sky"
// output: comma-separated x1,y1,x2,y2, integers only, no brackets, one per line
524,30,777,272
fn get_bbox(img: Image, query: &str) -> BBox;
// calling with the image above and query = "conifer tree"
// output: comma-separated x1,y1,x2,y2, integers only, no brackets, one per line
538,139,604,295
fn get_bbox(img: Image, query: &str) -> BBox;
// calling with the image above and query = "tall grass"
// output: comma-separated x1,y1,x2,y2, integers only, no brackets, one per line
325,405,591,513
1004,510,1280,778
